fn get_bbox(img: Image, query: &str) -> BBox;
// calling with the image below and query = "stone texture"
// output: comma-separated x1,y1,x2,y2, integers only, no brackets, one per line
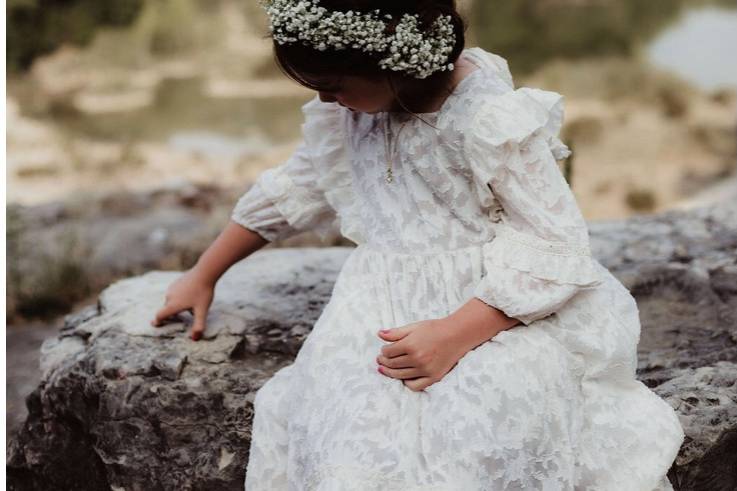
588,202,737,491
7,202,737,491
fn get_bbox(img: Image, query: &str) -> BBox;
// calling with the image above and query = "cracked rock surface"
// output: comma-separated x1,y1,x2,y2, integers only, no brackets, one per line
7,246,349,491
6,203,737,491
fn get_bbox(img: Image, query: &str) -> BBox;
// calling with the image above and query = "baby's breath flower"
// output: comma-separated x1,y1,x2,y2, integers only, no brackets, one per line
259,0,456,79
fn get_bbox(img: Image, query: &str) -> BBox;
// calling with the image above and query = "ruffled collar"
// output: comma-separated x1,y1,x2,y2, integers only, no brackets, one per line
347,47,515,141
377,47,488,124
374,47,514,128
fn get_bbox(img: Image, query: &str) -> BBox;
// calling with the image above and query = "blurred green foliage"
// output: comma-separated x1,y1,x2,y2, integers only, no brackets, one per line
7,0,144,71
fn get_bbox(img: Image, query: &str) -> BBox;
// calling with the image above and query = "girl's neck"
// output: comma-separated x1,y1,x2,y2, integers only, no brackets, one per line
387,56,479,114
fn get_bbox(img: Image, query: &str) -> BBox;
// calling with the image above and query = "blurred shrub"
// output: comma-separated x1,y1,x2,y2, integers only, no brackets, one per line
6,205,93,321
689,121,737,157
7,0,144,71
655,83,690,118
625,188,657,213
564,116,605,145
132,0,199,56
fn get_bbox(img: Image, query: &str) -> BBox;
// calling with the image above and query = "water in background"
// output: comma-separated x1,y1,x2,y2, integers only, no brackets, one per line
646,6,737,91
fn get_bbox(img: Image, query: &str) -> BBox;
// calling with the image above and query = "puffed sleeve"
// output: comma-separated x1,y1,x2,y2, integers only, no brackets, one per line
466,87,604,326
230,95,346,243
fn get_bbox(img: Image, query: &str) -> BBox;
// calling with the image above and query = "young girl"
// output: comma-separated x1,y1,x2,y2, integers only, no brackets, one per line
152,1,685,489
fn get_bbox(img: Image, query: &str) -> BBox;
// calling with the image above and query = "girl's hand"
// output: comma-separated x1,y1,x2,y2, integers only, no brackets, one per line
151,268,215,341
375,318,470,392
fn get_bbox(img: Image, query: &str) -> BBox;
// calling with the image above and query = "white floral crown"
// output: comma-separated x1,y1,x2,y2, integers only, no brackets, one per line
258,0,457,79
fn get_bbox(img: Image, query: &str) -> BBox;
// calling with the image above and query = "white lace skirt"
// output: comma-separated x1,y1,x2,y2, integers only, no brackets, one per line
244,243,684,490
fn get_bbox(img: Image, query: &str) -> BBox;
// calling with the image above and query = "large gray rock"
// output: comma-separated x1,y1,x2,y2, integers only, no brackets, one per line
7,246,349,491
6,181,352,322
7,202,737,491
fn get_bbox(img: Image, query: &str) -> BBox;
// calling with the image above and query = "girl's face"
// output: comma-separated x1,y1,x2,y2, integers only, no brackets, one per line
315,75,396,113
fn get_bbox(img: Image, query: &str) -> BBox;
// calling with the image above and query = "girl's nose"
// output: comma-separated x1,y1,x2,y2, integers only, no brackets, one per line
318,92,338,103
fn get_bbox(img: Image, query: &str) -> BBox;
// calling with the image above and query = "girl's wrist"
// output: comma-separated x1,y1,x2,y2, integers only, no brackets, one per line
439,317,495,356
442,298,519,351
190,261,220,287
189,222,265,287
434,318,482,361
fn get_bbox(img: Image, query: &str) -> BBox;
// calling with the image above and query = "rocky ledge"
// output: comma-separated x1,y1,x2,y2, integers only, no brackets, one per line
7,201,737,491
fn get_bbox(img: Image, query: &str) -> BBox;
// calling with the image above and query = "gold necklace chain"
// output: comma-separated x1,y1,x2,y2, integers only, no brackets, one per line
383,113,408,183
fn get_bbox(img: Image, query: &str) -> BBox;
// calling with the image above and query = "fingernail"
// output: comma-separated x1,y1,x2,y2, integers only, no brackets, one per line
377,366,383,374
380,329,390,334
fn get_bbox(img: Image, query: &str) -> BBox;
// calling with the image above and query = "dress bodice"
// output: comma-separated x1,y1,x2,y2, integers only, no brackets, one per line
340,48,510,251
299,47,575,253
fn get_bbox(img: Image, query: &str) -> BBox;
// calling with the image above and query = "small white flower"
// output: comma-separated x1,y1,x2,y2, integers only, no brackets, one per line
263,0,456,78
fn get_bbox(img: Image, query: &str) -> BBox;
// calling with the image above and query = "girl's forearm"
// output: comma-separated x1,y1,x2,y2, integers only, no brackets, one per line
192,220,270,285
444,297,521,352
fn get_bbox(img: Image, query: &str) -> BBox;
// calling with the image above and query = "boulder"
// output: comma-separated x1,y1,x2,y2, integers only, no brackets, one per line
7,202,737,491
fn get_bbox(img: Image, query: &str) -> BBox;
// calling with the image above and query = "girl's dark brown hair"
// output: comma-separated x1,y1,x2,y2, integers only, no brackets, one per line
264,0,468,125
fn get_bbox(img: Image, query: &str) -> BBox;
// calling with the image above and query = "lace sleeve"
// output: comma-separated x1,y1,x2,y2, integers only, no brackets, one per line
230,95,347,242
465,88,604,326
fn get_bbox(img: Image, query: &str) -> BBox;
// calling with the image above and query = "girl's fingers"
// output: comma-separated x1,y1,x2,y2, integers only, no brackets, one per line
151,301,188,327
190,304,208,341
376,353,413,368
379,340,410,358
377,364,422,380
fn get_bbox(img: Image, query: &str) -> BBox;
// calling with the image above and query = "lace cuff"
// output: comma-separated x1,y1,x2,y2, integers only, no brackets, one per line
482,223,601,284
473,223,604,326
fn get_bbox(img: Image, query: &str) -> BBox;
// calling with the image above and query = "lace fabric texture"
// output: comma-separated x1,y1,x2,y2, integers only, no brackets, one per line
236,47,685,490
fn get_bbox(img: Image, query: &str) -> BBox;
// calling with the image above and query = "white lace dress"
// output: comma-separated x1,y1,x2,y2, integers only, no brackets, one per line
231,47,685,491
